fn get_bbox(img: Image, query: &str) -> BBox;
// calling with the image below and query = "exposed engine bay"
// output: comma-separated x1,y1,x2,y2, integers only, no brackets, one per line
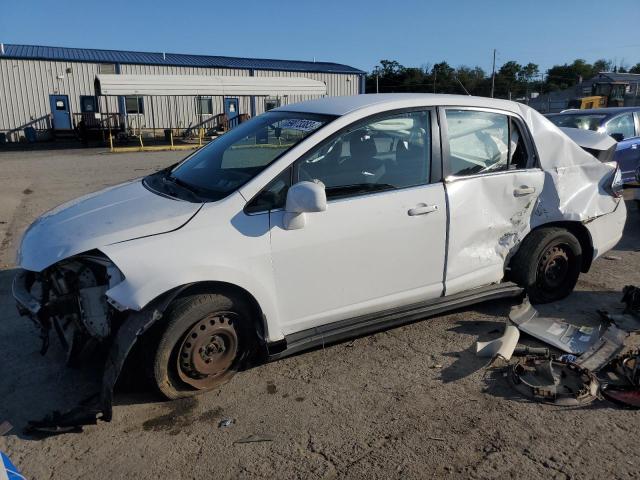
14,253,124,362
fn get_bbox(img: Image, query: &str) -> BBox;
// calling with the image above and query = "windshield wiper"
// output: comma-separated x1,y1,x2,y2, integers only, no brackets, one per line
326,183,396,196
163,174,205,201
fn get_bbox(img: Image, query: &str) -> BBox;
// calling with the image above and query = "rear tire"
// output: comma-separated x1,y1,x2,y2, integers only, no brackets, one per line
148,291,253,400
510,227,582,304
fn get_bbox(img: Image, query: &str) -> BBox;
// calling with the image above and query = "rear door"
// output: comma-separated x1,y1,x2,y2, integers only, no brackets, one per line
268,109,447,334
440,107,544,295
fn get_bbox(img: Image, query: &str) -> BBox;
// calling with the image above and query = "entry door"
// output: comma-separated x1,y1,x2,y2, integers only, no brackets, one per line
441,108,544,295
224,98,239,120
268,109,446,334
49,94,71,130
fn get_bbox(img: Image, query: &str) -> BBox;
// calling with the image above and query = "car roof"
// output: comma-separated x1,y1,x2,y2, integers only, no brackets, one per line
549,106,640,117
275,93,522,116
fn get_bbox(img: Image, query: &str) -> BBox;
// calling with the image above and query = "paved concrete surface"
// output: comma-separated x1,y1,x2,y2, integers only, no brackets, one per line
0,148,639,479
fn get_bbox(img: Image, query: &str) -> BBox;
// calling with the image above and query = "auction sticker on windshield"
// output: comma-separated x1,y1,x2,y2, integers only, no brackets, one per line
279,119,324,132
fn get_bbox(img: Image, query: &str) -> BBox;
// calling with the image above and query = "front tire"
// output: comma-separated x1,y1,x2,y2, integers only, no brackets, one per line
148,291,253,400
510,227,582,304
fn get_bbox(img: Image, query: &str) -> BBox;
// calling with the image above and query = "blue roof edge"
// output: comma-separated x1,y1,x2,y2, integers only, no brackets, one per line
1,43,365,75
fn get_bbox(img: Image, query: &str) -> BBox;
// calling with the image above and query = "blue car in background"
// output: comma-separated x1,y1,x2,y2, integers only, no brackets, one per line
546,107,640,184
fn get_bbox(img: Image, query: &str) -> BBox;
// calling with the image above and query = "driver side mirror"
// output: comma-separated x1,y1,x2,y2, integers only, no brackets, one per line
610,132,624,142
283,181,327,230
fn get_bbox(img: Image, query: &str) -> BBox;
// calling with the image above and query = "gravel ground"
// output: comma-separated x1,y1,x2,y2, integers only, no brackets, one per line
0,148,639,479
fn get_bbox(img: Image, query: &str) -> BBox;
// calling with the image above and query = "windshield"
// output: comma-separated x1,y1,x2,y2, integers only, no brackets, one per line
546,113,607,131
149,111,333,202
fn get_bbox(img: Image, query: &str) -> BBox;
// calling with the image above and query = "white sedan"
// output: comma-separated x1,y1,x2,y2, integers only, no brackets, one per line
14,94,626,406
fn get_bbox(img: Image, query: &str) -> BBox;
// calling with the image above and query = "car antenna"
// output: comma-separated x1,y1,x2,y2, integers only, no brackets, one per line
454,76,471,96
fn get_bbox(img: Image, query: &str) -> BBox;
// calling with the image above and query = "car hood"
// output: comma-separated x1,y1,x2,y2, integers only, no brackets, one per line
17,179,202,272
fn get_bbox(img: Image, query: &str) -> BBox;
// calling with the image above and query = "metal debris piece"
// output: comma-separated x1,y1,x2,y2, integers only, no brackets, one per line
509,357,599,406
558,354,578,363
0,422,13,436
575,325,628,372
603,255,622,261
513,346,550,357
621,285,640,316
233,434,274,444
476,325,520,360
601,385,640,409
218,418,235,428
509,298,602,354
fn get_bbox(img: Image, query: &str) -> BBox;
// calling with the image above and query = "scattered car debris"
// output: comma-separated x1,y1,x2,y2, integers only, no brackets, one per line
621,285,640,315
509,357,599,406
476,325,520,361
602,255,622,261
513,345,550,357
218,418,235,428
601,385,640,409
233,434,274,444
509,298,602,354
575,325,628,372
0,422,12,436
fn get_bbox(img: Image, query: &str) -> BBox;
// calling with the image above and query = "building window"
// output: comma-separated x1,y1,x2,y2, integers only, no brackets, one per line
264,97,281,111
80,96,97,113
99,63,116,74
125,96,144,114
197,97,213,115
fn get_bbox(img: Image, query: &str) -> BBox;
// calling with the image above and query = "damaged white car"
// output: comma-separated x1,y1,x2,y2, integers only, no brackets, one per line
13,94,626,427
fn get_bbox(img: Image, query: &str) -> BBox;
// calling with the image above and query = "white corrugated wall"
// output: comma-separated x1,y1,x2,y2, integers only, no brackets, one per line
0,58,361,132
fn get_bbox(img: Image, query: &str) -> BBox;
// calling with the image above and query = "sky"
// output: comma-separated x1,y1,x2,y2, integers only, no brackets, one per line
2,0,640,75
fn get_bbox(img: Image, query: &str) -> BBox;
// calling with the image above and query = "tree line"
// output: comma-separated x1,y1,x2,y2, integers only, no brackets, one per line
365,58,640,99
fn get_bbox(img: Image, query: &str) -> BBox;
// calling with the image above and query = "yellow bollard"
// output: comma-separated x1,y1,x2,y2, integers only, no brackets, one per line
139,134,144,151
170,131,174,150
109,134,114,152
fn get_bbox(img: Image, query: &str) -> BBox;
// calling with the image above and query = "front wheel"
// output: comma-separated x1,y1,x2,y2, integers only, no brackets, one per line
148,291,253,399
510,227,582,304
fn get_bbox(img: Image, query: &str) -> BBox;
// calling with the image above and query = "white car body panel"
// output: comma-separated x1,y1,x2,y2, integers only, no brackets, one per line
444,169,545,295
269,183,446,334
17,180,201,272
15,94,626,343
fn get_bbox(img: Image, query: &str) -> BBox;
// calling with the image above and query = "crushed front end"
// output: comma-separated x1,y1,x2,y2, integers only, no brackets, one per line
13,252,125,363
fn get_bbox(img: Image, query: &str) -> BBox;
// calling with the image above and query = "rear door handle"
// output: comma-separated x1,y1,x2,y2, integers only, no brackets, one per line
408,204,438,216
514,186,535,197
631,143,639,150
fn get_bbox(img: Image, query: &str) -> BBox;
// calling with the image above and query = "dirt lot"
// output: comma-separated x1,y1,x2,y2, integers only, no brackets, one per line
0,148,639,479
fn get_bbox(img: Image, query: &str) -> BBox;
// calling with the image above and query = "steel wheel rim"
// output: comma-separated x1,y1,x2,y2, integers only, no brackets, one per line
176,312,239,389
538,245,570,290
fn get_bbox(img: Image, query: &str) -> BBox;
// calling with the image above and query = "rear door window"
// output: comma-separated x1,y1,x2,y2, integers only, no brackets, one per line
445,109,533,176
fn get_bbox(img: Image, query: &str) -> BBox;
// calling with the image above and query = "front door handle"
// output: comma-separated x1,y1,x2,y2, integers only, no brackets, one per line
514,186,536,197
408,204,438,216
631,143,639,150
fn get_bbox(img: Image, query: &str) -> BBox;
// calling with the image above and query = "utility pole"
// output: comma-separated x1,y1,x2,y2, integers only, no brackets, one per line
376,74,379,94
433,66,437,93
491,49,496,98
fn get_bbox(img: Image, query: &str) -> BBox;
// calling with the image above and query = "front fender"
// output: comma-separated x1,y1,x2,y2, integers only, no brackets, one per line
100,202,283,341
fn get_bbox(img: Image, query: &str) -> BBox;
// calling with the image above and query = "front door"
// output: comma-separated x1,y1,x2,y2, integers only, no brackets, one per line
49,94,71,130
441,107,544,295
224,98,239,120
269,109,447,334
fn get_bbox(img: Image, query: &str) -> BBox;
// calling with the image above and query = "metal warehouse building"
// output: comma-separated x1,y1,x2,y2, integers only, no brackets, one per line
0,44,364,141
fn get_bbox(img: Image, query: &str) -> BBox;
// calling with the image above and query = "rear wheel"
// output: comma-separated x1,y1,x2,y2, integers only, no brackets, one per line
148,291,253,399
510,227,582,304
